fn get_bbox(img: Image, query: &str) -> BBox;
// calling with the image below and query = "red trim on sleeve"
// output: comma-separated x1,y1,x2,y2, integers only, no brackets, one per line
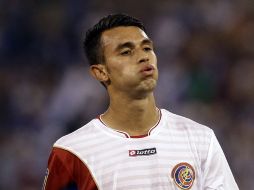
44,147,98,190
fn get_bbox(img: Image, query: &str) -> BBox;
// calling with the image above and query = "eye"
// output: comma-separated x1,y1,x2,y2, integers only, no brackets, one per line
143,46,153,52
120,49,131,56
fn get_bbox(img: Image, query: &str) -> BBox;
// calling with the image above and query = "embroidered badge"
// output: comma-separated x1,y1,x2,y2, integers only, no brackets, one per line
171,162,195,189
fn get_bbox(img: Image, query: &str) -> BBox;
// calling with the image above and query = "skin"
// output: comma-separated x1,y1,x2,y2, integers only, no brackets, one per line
90,26,159,136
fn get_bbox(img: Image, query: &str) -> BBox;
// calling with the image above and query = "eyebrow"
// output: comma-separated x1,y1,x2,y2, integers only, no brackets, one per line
141,39,153,46
115,38,153,52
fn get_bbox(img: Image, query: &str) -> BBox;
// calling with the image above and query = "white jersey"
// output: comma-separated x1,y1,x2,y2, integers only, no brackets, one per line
44,109,239,190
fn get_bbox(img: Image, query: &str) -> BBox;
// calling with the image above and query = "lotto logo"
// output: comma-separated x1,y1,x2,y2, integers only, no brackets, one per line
129,148,157,157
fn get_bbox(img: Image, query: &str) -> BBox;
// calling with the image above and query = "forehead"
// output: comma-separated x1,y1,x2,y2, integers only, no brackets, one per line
101,26,149,50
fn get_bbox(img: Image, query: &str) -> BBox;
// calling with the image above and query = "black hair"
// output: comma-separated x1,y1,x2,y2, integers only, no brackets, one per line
83,13,146,66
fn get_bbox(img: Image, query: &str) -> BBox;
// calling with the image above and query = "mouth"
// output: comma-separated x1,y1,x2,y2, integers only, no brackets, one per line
140,65,155,73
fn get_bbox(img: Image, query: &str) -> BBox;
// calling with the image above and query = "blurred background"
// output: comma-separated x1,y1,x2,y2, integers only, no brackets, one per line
0,0,253,189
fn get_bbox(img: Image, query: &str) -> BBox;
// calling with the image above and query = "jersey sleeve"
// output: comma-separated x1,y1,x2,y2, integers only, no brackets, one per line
203,133,239,190
43,147,98,190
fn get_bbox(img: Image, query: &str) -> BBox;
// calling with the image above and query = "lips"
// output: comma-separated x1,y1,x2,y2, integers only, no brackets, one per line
140,65,155,73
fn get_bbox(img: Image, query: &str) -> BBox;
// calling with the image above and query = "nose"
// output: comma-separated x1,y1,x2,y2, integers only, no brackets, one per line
139,57,149,63
138,51,149,64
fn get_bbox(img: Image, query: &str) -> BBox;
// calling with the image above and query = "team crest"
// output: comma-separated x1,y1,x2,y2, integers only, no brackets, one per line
171,162,195,189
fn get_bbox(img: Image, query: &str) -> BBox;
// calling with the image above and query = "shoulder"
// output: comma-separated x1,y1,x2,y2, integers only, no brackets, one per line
54,119,98,148
160,108,214,138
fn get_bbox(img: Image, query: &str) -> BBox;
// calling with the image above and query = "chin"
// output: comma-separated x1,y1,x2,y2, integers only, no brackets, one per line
139,78,157,92
130,79,157,99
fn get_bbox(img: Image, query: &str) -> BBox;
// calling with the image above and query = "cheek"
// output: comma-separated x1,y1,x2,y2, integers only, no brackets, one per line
105,59,127,81
107,57,132,74
149,54,158,75
105,57,121,72
151,53,157,66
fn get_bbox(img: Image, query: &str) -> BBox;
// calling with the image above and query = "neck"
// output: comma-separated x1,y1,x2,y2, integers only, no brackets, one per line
101,92,159,136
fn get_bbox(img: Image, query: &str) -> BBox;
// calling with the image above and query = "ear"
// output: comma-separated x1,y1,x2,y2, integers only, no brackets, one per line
89,64,109,83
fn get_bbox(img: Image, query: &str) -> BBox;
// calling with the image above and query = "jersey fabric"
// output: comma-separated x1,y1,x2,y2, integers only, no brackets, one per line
43,109,239,190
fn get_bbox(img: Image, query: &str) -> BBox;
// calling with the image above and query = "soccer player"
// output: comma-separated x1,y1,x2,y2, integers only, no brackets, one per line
43,14,239,190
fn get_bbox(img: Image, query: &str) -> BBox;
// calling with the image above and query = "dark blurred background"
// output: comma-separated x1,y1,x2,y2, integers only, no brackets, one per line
0,0,253,189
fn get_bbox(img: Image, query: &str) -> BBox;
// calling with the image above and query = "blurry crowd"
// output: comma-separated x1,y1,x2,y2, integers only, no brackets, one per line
0,0,253,189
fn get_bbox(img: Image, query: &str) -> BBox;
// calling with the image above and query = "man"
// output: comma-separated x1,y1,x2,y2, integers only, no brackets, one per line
43,14,239,190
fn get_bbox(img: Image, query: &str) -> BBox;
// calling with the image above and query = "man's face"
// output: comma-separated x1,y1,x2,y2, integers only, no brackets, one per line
101,26,158,96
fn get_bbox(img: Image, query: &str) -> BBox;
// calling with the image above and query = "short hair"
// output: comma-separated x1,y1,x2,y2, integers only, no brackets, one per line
83,14,146,66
